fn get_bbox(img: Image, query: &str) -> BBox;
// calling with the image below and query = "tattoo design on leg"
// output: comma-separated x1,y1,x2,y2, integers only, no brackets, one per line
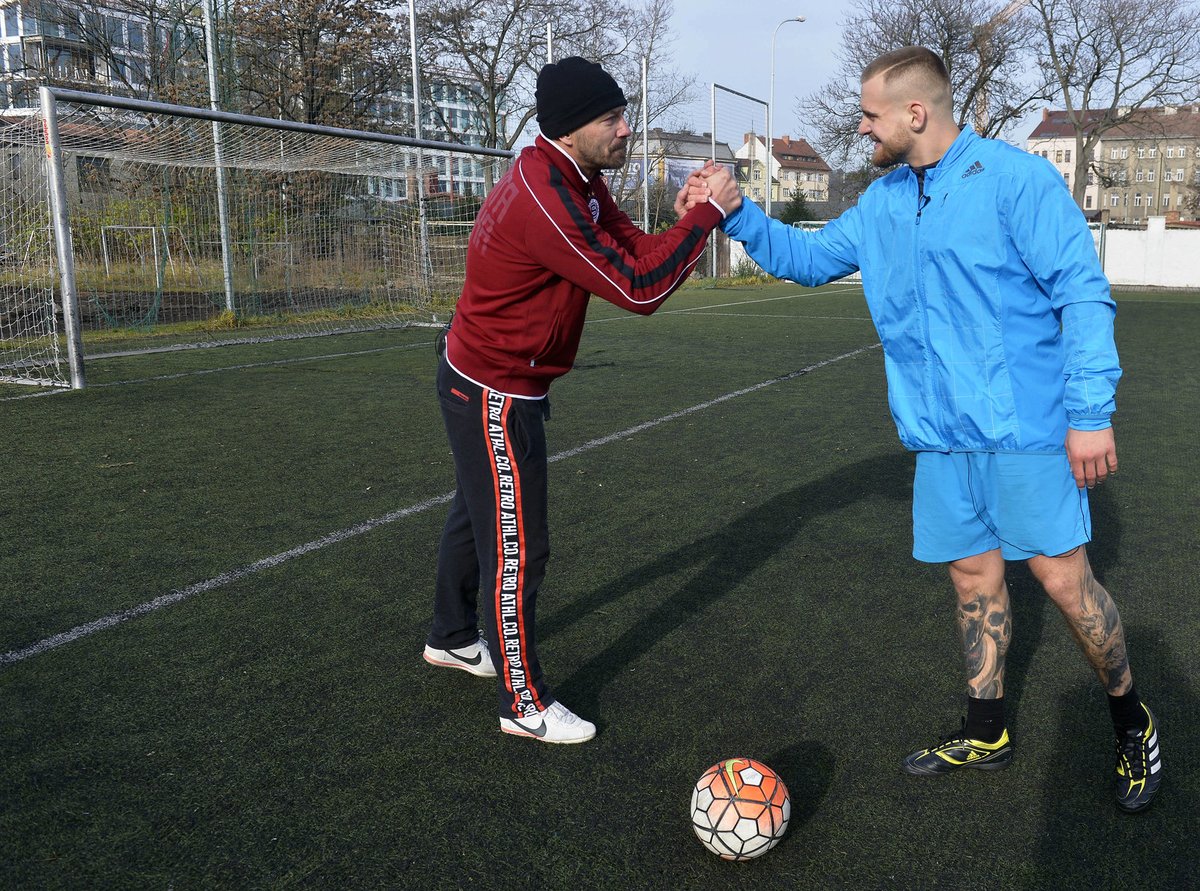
957,586,1012,699
1069,567,1132,694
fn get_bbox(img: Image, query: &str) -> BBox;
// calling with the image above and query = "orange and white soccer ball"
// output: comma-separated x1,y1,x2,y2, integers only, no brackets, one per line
690,757,790,861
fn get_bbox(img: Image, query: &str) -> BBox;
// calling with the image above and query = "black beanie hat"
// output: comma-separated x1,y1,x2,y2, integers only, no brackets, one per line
536,56,627,139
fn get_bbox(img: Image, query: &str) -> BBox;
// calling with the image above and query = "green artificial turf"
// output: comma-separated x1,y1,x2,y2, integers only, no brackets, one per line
2,283,1196,888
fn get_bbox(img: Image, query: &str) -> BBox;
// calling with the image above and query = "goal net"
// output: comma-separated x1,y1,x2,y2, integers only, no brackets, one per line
0,92,513,387
0,120,62,387
708,83,768,278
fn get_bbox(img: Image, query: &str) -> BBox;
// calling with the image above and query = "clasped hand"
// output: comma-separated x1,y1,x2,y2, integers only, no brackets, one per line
673,160,743,218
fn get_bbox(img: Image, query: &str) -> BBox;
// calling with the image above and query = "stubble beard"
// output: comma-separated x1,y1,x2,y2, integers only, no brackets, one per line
602,141,629,170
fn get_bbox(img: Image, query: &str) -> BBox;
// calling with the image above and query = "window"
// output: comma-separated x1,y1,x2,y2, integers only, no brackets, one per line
106,15,124,47
128,22,144,52
1134,193,1142,206
1055,149,1063,162
1149,147,1157,158
1122,148,1129,159
1163,195,1170,208
1136,170,1144,182
1063,172,1070,186
1065,149,1072,163
1166,147,1175,158
1085,195,1092,208
1110,194,1119,207
1137,147,1146,158
3,5,16,38
1176,168,1184,181
1110,148,1119,160
1147,170,1155,182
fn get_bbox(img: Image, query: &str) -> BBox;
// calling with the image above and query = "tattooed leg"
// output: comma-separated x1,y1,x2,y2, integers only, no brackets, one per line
948,550,1011,699
1028,548,1132,695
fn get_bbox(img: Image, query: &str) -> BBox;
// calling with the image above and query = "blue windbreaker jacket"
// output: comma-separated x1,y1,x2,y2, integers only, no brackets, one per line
723,128,1121,454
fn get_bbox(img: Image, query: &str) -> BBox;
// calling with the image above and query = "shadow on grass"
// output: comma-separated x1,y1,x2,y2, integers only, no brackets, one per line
769,740,836,838
544,452,912,714
1031,622,1193,886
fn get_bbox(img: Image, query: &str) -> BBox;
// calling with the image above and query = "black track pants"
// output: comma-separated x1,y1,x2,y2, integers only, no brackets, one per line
429,357,553,720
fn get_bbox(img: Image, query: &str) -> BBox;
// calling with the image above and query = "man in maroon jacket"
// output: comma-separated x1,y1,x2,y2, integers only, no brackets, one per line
422,56,740,743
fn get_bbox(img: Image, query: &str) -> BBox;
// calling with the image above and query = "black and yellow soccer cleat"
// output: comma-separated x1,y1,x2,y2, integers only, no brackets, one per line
1115,704,1162,813
901,723,1013,776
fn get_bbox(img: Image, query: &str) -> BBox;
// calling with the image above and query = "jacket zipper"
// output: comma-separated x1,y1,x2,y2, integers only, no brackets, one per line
911,168,948,442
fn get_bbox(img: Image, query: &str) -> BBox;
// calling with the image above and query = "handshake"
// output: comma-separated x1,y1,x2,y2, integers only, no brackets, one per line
673,161,743,219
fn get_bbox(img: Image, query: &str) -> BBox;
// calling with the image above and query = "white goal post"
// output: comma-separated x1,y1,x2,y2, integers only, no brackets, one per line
1,86,514,390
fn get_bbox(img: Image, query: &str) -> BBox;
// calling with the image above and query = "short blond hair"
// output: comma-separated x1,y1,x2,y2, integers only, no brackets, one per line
862,46,952,111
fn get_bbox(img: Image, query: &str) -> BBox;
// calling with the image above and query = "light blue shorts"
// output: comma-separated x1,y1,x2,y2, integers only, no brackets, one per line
912,451,1092,563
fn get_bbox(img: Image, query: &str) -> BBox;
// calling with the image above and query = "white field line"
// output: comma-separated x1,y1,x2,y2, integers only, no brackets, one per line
0,342,434,401
588,285,863,324
1,341,881,666
0,288,864,398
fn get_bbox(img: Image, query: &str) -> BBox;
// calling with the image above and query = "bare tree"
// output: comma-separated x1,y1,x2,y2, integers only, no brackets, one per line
602,0,697,208
414,0,614,151
800,0,1043,168
232,0,406,126
1027,0,1200,207
416,0,694,159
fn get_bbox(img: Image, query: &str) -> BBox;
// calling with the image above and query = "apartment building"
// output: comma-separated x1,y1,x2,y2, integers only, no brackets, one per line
1027,105,1200,222
0,1,494,200
735,132,830,212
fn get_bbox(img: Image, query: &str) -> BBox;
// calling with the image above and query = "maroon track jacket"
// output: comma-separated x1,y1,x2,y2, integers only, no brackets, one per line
445,135,723,398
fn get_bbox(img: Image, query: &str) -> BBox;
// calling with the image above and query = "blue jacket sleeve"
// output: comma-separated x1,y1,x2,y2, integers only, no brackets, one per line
721,198,860,286
1003,161,1121,429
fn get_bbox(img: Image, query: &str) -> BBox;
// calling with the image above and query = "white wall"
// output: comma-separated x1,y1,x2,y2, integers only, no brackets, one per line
728,217,1200,290
1095,217,1200,289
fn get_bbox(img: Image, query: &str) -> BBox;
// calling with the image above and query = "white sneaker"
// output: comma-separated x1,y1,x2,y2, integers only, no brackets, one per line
423,636,497,678
500,701,596,744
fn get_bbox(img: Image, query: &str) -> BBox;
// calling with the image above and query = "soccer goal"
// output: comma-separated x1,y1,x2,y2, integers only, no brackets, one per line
1,86,514,389
709,83,769,278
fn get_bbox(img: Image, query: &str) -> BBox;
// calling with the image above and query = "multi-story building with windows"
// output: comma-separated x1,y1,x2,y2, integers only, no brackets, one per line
735,132,830,213
0,1,204,109
1027,105,1200,223
1025,109,1104,213
0,2,498,204
1093,106,1200,223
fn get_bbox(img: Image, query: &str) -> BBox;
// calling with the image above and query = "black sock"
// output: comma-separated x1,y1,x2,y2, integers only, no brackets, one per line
965,696,1006,743
1107,686,1148,735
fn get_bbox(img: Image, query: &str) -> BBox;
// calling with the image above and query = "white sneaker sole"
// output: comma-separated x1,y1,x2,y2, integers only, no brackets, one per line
499,718,596,744
422,647,496,678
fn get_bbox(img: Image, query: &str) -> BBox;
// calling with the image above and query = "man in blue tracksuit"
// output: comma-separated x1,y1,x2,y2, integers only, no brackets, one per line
697,46,1161,812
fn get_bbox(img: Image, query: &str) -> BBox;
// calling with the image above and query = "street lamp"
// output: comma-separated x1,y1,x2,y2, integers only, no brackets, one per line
768,15,805,218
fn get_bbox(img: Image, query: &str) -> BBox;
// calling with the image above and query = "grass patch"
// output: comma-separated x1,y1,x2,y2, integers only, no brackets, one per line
1,282,1196,888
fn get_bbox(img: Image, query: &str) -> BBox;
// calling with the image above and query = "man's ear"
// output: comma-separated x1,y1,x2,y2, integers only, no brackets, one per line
909,101,928,132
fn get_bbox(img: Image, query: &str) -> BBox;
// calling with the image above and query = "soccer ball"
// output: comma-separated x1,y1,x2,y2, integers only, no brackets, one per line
690,757,790,861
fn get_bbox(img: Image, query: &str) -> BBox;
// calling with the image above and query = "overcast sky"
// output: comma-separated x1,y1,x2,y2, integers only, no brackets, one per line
664,1,1040,153
667,0,845,145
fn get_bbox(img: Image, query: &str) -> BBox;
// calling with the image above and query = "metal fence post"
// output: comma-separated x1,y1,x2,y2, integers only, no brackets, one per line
203,0,236,314
39,86,85,389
